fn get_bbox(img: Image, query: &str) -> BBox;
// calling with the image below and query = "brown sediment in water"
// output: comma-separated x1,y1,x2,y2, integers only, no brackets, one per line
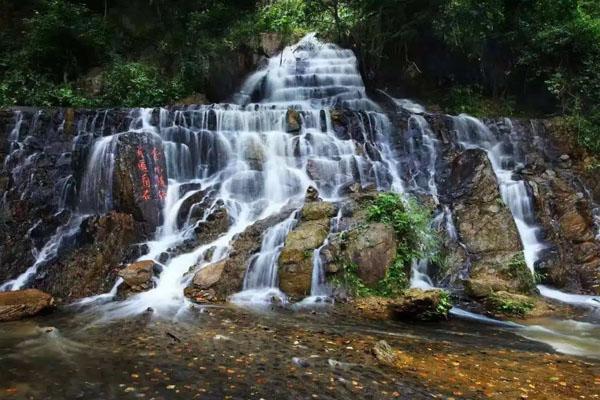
0,305,598,400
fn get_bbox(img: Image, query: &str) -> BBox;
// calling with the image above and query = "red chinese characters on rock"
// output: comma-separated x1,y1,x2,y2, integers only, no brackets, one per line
136,145,167,202
151,147,167,200
136,146,152,201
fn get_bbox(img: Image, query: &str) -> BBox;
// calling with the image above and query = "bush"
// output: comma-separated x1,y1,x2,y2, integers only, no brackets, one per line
100,62,183,107
333,193,438,298
443,85,516,117
21,0,111,81
366,193,437,265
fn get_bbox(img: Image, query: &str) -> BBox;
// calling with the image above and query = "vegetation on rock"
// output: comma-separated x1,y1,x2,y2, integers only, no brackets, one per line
486,291,535,317
332,193,439,298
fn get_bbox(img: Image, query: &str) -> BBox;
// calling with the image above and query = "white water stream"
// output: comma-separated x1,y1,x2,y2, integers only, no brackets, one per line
75,34,404,317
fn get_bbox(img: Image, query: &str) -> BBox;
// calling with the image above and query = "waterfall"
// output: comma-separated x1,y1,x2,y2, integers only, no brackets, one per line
230,213,298,304
72,33,404,317
0,215,85,291
0,109,120,292
78,135,119,214
453,115,546,273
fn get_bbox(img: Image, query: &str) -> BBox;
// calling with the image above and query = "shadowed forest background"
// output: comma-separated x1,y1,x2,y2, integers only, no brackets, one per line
0,0,599,152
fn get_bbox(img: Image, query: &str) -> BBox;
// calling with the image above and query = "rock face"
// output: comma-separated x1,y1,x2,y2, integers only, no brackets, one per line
531,172,600,294
0,289,54,322
204,210,295,301
445,149,534,297
345,223,397,286
320,191,398,289
2,106,599,304
113,131,168,232
184,260,227,303
36,212,144,301
278,199,336,298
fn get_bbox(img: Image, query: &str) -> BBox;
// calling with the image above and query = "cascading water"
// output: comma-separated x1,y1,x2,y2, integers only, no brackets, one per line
0,215,85,291
230,213,298,304
0,108,125,292
79,33,404,317
453,115,546,273
309,209,343,300
78,135,119,214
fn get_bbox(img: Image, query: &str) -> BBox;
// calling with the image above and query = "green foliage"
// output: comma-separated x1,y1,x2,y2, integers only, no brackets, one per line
568,110,600,153
333,193,439,298
21,0,111,81
256,0,311,41
331,261,373,297
375,257,409,297
422,290,453,320
501,253,536,294
100,62,183,107
487,293,534,317
0,0,598,132
332,256,409,298
442,85,516,117
366,193,438,264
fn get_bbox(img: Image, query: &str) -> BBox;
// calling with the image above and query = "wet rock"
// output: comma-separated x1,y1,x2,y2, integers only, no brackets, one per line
531,171,600,294
346,223,397,287
36,212,145,301
184,287,217,304
210,209,295,301
325,222,397,288
389,289,451,321
285,109,302,134
113,131,168,233
118,260,155,291
176,187,214,228
304,185,320,202
301,201,335,221
447,149,531,295
372,340,396,366
191,260,226,289
484,291,535,318
278,219,329,297
0,289,54,322
195,205,230,244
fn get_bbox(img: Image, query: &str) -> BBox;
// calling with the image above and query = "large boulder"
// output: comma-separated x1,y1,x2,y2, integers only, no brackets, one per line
447,149,533,296
388,288,451,321
343,223,397,286
278,198,336,298
113,131,168,232
184,260,226,303
118,260,155,292
278,220,329,297
191,260,226,289
0,289,54,322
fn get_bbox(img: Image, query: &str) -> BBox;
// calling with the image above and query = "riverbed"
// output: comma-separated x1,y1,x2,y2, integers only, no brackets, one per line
1,304,598,400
